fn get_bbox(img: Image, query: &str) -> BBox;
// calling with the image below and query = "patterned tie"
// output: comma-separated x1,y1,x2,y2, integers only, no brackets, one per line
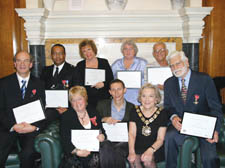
181,79,187,103
21,80,26,99
53,67,59,79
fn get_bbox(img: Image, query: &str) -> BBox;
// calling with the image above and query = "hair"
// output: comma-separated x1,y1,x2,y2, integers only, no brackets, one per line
69,86,88,104
13,51,34,63
109,79,125,89
79,39,98,59
153,42,167,51
120,40,138,56
51,44,66,55
166,50,188,65
138,83,161,104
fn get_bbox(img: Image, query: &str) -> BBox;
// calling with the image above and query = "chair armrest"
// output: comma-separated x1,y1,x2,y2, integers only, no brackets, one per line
178,137,200,168
34,121,63,168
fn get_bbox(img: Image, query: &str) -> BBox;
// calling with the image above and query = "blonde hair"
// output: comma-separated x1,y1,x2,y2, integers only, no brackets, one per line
69,86,88,104
138,83,161,104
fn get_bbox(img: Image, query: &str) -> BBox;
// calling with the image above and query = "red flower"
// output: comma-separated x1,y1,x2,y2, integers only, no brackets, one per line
32,89,36,95
195,94,199,100
90,116,97,126
62,80,66,85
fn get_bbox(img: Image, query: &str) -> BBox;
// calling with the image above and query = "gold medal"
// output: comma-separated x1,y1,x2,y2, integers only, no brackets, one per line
142,125,151,136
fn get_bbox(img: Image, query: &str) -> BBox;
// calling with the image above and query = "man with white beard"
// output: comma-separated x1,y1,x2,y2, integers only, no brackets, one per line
164,51,222,168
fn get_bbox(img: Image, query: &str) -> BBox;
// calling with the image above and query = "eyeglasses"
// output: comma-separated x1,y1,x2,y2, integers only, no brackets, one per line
16,59,31,64
169,61,183,69
154,48,166,54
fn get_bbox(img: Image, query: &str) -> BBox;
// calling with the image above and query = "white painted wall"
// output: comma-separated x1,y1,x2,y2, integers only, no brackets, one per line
26,0,202,10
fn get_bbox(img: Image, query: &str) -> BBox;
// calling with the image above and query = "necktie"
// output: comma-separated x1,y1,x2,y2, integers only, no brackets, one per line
53,67,59,79
21,80,26,99
181,79,187,103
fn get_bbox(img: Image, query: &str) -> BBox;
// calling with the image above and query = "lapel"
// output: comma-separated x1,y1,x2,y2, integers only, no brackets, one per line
185,71,197,107
24,75,36,100
12,73,24,100
58,62,67,79
173,77,184,106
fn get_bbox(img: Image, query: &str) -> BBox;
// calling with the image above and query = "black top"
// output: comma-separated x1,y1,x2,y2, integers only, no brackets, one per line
60,106,105,155
130,106,168,162
76,58,114,107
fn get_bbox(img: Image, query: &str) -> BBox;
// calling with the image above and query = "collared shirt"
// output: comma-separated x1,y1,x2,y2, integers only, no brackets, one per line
111,100,126,121
52,62,65,76
178,69,191,90
17,73,30,88
111,57,147,105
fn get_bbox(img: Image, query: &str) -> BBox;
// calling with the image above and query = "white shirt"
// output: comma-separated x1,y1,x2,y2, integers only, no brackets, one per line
16,73,30,88
53,62,65,76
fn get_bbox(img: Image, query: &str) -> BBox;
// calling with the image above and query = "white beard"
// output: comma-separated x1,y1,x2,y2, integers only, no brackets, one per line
172,65,188,78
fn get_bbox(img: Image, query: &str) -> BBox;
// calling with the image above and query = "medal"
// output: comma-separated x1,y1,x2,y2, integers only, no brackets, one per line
142,125,151,136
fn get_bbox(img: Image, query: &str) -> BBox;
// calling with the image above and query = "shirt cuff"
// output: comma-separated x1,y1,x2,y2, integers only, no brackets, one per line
170,114,178,121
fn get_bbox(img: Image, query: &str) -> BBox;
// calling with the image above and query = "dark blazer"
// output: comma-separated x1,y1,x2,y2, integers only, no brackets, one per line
60,106,105,155
76,58,114,107
40,62,81,90
0,73,46,131
164,70,223,132
96,99,135,122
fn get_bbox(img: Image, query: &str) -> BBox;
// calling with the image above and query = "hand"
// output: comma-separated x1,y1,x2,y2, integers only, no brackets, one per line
76,149,91,157
141,148,154,162
13,123,25,133
206,131,219,144
128,153,136,164
157,84,164,90
91,82,104,89
172,116,182,131
97,133,105,142
56,107,67,114
103,117,120,124
14,122,36,133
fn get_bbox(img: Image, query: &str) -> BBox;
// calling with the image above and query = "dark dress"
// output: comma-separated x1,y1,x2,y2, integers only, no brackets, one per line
130,106,168,162
60,106,105,168
76,58,114,107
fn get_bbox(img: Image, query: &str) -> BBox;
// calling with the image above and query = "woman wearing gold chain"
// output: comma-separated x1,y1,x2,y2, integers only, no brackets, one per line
128,83,168,168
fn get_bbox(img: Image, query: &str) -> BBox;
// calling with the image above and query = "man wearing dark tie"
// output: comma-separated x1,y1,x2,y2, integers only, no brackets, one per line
164,51,222,168
0,51,46,168
40,44,81,121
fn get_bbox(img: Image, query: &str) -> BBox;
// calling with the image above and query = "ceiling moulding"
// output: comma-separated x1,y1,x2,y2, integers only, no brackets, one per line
15,7,213,45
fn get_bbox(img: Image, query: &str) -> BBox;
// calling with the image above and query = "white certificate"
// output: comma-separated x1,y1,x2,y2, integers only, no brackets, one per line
85,68,105,86
13,99,45,124
117,71,141,88
45,90,68,108
71,130,99,151
103,122,128,142
180,112,217,139
147,67,173,85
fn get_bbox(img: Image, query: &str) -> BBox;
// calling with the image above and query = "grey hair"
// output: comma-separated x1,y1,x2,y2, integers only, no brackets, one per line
166,51,188,65
121,40,138,56
13,51,34,63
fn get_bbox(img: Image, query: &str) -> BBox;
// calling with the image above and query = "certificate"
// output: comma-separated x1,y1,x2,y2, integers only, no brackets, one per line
103,122,128,142
180,112,217,139
71,130,99,151
147,67,172,85
45,90,68,108
85,68,105,86
117,71,141,88
13,99,45,124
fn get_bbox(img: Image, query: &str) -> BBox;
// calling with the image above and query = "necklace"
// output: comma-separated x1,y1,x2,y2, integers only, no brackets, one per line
135,106,162,136
78,111,87,124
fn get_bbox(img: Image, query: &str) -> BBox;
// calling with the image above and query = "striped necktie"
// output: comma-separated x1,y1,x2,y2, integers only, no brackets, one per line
181,79,187,103
21,80,26,99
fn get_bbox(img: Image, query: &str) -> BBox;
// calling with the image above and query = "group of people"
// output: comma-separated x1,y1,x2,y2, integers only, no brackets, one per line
0,39,222,168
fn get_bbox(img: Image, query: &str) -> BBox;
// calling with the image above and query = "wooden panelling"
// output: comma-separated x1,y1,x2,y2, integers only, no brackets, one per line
0,0,27,78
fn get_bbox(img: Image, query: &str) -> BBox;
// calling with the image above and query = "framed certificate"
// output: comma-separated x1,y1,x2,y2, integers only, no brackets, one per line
45,90,68,108
85,68,105,86
180,112,217,139
147,67,172,85
71,130,99,151
117,71,141,88
13,99,45,124
103,122,128,142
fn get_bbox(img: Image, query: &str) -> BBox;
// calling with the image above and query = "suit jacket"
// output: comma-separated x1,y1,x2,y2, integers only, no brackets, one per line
76,58,114,107
40,62,81,90
96,99,135,122
0,73,46,131
164,70,223,132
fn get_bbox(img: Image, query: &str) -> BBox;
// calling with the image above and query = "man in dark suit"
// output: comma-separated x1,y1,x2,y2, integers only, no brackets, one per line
0,51,46,168
164,51,223,168
40,44,81,121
